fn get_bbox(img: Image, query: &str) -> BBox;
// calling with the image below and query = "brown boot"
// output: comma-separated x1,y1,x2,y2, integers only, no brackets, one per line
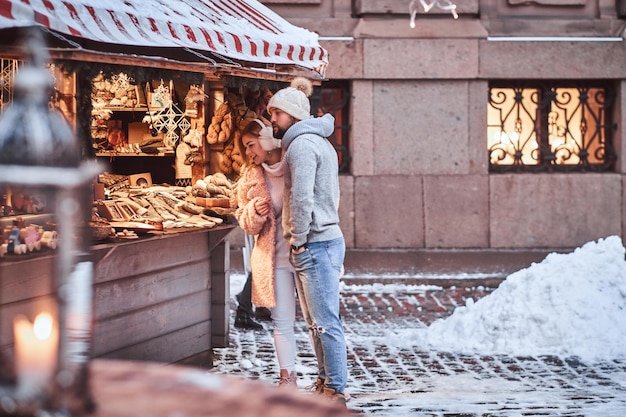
321,386,347,407
279,369,297,389
305,377,324,394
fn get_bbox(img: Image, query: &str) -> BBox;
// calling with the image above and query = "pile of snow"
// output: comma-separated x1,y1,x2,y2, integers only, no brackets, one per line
417,235,626,362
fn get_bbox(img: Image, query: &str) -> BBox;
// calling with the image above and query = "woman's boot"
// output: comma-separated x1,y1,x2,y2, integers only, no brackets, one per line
234,307,263,330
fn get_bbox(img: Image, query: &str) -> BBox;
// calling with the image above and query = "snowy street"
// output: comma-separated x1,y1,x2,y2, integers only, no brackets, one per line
211,237,626,416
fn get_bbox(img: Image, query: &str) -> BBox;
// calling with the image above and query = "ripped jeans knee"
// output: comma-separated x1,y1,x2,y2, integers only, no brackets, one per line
309,324,327,336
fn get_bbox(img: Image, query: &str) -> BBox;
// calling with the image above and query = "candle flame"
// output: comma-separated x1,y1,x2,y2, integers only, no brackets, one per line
33,313,54,340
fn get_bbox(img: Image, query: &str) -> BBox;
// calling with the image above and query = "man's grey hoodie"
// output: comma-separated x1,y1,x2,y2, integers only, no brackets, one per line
281,113,343,248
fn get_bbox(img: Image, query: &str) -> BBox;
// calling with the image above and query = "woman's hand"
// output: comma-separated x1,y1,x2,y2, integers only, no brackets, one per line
254,198,271,216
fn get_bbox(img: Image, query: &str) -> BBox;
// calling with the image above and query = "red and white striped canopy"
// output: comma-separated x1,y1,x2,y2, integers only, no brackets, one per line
0,0,327,77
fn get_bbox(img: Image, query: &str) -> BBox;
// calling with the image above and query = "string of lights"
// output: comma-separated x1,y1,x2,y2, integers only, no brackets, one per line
409,0,458,28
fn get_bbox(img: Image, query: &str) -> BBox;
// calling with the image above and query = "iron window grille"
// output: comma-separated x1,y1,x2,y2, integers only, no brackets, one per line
488,80,617,173
1,59,20,112
310,80,351,174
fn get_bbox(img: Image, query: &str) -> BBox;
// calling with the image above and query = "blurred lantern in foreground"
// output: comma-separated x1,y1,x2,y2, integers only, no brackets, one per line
0,27,101,416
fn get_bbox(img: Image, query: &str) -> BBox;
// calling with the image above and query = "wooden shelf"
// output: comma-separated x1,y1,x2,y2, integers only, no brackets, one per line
96,151,174,157
101,106,148,112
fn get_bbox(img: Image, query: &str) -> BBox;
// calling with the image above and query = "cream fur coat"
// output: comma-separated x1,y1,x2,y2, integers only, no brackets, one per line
235,164,277,308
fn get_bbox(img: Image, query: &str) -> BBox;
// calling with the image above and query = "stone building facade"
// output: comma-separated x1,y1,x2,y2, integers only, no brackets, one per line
241,0,626,251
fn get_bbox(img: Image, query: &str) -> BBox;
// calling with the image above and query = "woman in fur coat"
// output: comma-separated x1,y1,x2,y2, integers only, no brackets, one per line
235,118,298,388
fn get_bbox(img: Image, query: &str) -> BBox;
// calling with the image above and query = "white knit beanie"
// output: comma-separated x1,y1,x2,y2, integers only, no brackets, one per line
267,77,313,121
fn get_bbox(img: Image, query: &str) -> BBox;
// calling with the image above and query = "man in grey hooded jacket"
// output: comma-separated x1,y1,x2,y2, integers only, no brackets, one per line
268,77,348,406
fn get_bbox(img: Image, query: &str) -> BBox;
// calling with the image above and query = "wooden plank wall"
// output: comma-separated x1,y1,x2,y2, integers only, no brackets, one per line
209,239,229,348
92,231,212,364
0,255,58,357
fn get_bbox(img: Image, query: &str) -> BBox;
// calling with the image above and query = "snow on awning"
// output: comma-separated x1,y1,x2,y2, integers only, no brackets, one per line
0,0,328,78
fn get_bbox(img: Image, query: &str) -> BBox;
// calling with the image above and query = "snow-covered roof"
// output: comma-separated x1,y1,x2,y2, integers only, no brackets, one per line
0,0,327,78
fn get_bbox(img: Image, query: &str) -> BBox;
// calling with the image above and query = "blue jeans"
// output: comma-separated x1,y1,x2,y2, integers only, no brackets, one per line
290,237,347,394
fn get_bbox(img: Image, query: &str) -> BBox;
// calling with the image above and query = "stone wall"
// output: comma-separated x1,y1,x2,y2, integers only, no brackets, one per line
233,0,626,250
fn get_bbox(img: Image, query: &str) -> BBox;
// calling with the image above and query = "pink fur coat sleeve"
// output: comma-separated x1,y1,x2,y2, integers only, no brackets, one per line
235,165,277,308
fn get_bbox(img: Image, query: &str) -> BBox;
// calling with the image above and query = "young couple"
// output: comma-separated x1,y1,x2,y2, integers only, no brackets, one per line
234,78,348,405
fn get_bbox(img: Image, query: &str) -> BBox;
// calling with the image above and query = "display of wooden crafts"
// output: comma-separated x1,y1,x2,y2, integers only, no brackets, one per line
206,92,254,176
20,225,42,251
5,227,27,255
89,219,114,241
0,223,58,256
190,173,235,209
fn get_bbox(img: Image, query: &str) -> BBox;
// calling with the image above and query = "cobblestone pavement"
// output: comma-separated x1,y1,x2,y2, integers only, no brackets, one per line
211,277,626,416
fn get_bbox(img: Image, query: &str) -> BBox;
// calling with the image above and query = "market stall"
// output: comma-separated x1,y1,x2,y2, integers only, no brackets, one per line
0,0,328,368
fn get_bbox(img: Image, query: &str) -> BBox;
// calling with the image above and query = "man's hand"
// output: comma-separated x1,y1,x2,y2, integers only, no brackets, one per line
291,243,307,254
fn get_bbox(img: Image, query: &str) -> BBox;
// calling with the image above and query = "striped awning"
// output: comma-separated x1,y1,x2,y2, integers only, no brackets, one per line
0,0,327,78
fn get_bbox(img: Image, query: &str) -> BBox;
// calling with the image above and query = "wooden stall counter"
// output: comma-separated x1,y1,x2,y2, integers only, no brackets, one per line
92,224,235,364
1,225,236,367
90,359,355,417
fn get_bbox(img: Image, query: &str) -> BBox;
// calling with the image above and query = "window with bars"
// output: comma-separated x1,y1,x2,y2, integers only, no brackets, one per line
1,59,20,112
487,81,617,173
310,80,351,173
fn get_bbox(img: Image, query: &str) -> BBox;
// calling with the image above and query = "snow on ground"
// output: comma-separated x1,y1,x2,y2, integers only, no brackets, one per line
217,235,626,416
409,235,626,361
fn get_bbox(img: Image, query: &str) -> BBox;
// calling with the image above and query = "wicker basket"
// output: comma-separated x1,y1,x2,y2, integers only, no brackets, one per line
90,221,113,241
